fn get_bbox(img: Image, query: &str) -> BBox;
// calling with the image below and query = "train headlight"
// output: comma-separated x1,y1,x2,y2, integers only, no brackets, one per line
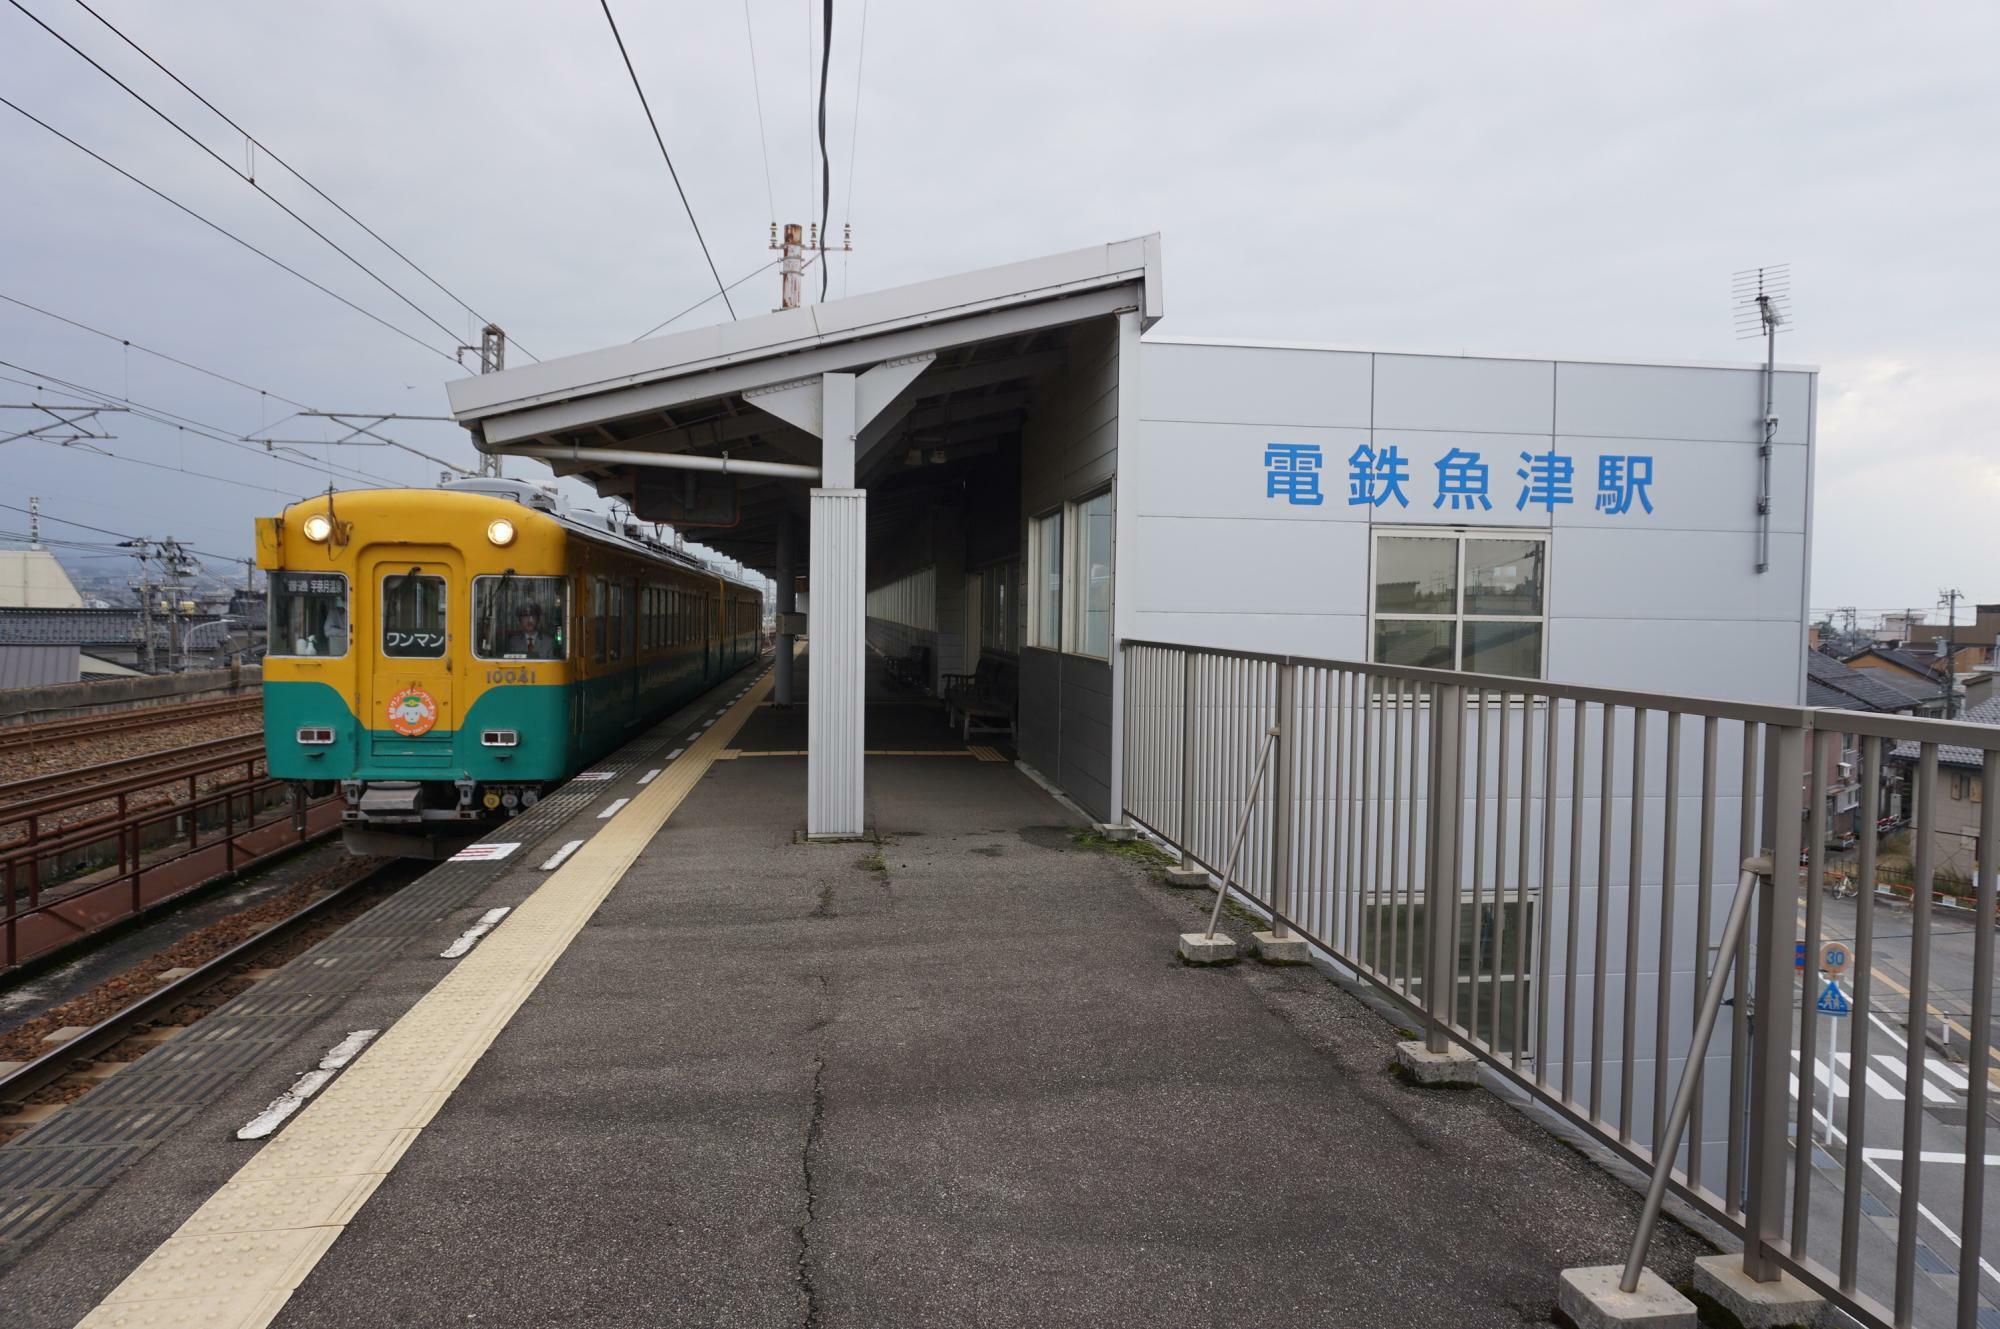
486,518,516,547
302,513,334,543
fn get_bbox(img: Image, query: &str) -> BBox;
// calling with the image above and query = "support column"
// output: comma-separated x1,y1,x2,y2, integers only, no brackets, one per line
775,521,797,706
808,372,866,839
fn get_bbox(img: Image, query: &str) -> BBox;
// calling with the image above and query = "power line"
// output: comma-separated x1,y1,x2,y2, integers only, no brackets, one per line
0,359,406,489
8,0,474,354
0,499,244,565
0,291,312,411
742,0,777,223
0,94,461,364
55,0,539,363
631,258,782,341
816,0,832,301
843,0,868,228
598,0,737,321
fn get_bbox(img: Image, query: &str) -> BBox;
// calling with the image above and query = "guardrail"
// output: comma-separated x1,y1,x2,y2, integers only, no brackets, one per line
1,757,342,969
1120,639,1997,1329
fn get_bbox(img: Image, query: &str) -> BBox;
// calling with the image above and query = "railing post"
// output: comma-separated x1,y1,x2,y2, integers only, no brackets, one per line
1744,718,1805,1282
1270,662,1294,941
1179,650,1196,846
1425,681,1464,1054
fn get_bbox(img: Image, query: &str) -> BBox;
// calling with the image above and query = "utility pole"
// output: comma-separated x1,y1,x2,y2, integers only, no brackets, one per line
1940,588,1964,717
769,222,852,310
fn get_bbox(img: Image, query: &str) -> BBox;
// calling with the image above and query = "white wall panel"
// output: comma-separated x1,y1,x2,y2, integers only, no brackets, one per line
1546,616,1805,701
1372,353,1555,434
1554,361,1812,445
1129,516,1369,616
1548,528,1806,621
1140,342,1371,427
1551,436,1808,534
1127,610,1366,660
1126,421,1371,521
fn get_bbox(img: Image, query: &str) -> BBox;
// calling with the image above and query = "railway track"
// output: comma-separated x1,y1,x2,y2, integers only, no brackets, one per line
0,733,265,810
0,862,398,1125
0,695,262,755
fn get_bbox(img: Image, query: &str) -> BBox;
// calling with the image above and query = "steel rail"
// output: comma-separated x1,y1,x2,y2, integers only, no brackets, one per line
0,696,260,752
0,867,383,1108
0,735,264,809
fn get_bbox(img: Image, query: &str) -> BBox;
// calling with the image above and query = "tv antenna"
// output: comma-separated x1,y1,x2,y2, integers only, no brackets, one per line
1732,265,1792,575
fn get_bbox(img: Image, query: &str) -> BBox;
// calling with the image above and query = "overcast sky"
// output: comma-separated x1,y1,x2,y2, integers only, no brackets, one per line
1,2,1993,618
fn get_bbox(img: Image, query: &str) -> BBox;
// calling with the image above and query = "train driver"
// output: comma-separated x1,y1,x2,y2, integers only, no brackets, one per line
503,602,557,659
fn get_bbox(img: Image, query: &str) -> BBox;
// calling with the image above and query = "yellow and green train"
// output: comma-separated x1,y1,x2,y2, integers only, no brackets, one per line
256,479,765,854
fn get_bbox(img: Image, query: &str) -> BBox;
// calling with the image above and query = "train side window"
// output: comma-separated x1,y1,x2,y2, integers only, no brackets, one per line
381,574,447,658
473,575,568,660
607,583,625,662
269,572,348,657
593,578,608,663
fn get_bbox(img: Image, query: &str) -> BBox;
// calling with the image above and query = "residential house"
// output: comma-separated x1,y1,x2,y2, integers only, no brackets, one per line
1886,694,2000,885
1843,646,1952,717
1806,651,1923,838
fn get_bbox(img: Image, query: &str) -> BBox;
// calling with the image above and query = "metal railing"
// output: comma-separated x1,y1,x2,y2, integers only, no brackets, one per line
1120,639,1999,1329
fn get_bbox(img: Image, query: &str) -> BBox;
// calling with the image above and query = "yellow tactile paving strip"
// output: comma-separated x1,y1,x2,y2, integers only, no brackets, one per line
76,669,773,1329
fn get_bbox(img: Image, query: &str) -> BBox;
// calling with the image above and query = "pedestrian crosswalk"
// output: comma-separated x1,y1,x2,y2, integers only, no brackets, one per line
1791,1050,1969,1105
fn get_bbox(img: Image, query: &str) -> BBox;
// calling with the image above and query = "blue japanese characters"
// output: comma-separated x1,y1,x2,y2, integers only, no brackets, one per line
1261,442,1654,515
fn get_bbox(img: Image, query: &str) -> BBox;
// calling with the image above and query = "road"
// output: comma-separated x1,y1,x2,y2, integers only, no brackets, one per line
1785,890,1999,1328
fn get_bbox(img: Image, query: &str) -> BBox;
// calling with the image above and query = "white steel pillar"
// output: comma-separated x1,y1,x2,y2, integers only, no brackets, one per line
774,521,797,706
808,372,866,837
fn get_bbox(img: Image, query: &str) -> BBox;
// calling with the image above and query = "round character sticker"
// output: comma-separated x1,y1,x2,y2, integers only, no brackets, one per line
387,686,439,737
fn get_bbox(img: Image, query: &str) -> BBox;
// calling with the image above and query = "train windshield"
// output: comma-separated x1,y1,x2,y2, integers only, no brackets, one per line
381,573,448,658
474,575,567,661
269,572,349,657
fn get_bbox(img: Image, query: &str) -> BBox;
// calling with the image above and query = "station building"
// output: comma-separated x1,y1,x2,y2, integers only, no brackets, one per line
446,234,1816,834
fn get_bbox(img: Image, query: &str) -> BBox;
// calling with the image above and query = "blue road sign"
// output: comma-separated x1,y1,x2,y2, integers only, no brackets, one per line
1816,980,1851,1018
1796,941,1807,970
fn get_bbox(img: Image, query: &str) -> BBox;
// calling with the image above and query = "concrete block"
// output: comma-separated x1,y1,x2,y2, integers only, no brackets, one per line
1394,1039,1480,1087
39,1026,88,1045
1177,932,1238,965
1250,930,1311,965
1093,823,1136,842
157,967,196,981
1557,1266,1697,1329
1163,864,1211,888
1692,1254,1824,1328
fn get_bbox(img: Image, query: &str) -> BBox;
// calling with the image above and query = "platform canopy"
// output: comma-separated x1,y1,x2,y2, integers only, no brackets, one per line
445,235,1162,577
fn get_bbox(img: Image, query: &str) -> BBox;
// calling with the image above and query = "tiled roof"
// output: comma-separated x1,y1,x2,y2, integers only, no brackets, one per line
1888,695,2000,769
1806,650,1924,713
1845,647,1947,682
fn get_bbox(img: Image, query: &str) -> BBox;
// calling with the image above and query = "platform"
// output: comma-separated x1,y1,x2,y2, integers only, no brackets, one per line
0,651,1710,1327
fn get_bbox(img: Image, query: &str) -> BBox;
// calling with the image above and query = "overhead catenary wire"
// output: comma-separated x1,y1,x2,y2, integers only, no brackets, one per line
7,0,480,357
816,0,832,301
0,360,407,490
0,291,312,411
630,258,782,342
50,0,540,362
742,0,777,224
0,499,248,566
842,0,868,228
598,0,737,321
0,95,461,365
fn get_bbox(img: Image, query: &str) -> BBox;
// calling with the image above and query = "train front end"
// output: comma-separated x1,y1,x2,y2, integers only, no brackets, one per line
256,486,576,856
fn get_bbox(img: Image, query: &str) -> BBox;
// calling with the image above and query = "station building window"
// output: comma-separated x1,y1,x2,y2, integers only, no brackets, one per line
1369,530,1546,680
1028,511,1063,649
1071,489,1112,659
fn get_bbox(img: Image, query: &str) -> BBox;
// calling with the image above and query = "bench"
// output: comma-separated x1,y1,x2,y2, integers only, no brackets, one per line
941,650,1018,741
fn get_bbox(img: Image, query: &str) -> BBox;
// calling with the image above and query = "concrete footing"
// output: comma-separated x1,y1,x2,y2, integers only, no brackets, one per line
1093,823,1136,842
1163,864,1210,887
1177,931,1238,965
1557,1266,1697,1329
1691,1254,1824,1328
1250,930,1310,964
1393,1039,1480,1086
